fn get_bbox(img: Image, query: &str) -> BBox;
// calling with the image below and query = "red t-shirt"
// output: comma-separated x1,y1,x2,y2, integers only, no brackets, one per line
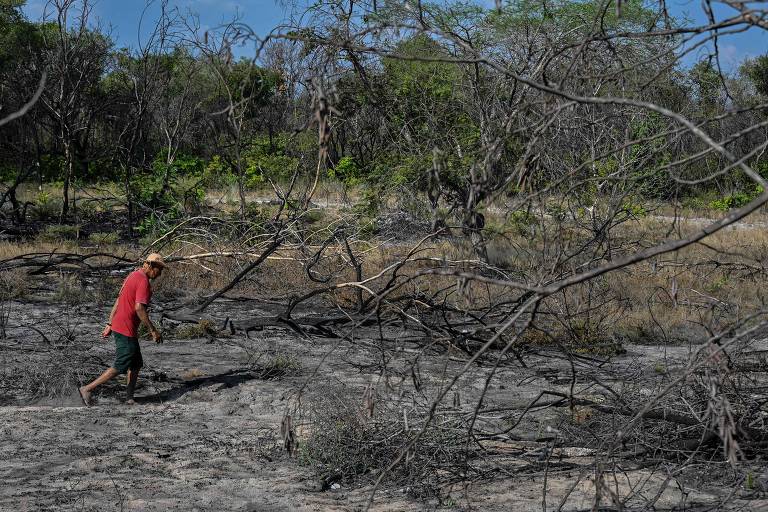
112,270,152,338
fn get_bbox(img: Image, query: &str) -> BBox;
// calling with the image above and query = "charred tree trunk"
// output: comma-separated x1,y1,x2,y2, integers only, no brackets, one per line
60,139,73,221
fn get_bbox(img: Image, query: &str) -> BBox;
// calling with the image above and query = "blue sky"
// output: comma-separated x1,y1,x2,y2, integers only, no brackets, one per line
667,0,767,69
21,0,767,70
22,0,293,56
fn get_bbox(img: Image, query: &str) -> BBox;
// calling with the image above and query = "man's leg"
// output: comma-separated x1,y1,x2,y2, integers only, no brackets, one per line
125,368,139,404
125,343,144,405
79,367,119,405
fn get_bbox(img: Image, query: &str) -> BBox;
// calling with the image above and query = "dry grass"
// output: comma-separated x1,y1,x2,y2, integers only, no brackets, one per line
0,340,102,403
0,269,29,299
2,197,764,349
175,319,217,339
300,387,470,499
181,368,206,380
260,354,302,378
130,215,768,350
0,240,87,259
54,274,92,305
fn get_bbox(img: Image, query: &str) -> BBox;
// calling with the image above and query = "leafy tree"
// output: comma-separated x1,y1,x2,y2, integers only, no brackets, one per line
199,50,278,216
690,60,723,113
741,55,768,97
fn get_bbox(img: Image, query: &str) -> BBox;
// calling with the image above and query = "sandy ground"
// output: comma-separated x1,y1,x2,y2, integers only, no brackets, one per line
2,298,768,511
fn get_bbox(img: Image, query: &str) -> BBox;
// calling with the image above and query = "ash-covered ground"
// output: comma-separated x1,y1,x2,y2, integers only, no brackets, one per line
2,296,766,511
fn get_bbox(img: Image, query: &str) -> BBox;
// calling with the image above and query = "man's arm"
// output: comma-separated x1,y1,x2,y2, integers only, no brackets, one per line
135,303,162,343
101,298,119,338
108,297,119,323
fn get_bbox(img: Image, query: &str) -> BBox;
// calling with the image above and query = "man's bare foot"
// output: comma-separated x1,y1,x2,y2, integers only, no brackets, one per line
125,399,136,405
78,386,93,406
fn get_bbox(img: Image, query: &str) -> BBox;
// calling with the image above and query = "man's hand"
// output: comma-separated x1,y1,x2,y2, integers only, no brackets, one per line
101,324,112,339
136,303,162,343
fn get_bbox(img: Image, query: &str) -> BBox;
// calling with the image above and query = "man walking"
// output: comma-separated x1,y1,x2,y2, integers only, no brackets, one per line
79,253,166,406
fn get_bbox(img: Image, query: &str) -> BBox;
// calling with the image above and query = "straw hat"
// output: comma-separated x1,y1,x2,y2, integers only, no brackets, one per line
144,253,166,268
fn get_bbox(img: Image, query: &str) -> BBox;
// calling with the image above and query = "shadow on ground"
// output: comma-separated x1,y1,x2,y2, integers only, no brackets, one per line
138,368,260,403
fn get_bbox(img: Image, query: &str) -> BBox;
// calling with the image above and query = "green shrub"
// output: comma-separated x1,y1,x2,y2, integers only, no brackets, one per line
30,191,61,221
621,200,647,218
202,155,238,188
505,210,536,237
90,231,119,245
709,189,758,211
136,205,183,242
243,134,301,186
681,195,710,210
301,209,325,225
353,188,382,217
38,224,81,242
546,203,568,222
74,199,102,222
327,156,361,186
244,203,279,224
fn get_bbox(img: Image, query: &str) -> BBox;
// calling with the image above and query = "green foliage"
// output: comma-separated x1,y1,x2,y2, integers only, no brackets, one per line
0,0,757,236
327,156,361,185
202,155,237,188
243,134,301,186
356,216,377,239
0,164,17,181
681,195,709,210
197,56,279,118
353,187,383,217
38,224,80,242
690,60,722,112
487,0,659,43
705,275,728,294
620,113,678,199
136,207,184,242
225,58,279,110
545,203,568,222
0,1,39,72
384,34,460,102
741,55,768,96
301,208,325,225
364,34,484,196
755,158,768,180
89,231,119,245
132,154,206,215
39,155,65,182
31,191,61,221
709,186,762,211
243,202,278,224
506,210,537,237
621,200,647,218
746,471,755,490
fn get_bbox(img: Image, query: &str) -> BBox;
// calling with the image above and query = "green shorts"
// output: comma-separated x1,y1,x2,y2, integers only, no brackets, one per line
112,332,143,374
